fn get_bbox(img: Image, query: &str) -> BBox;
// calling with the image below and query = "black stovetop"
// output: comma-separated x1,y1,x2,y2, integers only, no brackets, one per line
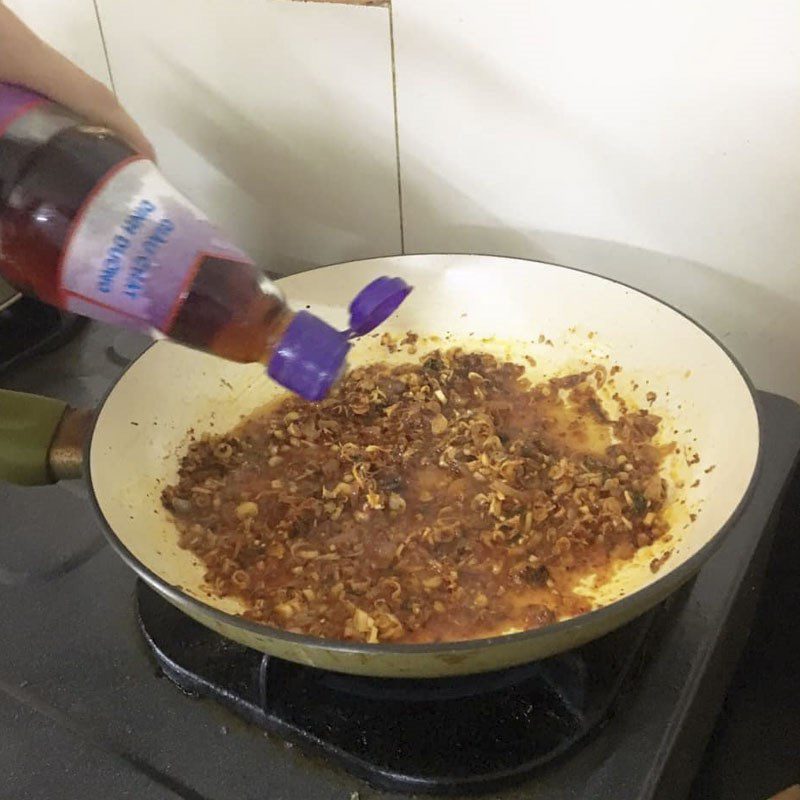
0,296,86,375
137,581,661,795
1,320,799,800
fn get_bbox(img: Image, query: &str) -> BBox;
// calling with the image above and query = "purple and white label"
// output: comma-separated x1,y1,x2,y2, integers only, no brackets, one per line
0,84,46,134
60,158,253,331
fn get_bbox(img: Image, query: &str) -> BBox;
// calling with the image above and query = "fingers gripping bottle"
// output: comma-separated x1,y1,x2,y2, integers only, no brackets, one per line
0,84,411,400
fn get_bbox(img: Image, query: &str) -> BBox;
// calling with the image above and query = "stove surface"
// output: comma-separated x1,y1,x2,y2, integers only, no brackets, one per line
2,322,799,800
0,297,86,375
138,581,661,795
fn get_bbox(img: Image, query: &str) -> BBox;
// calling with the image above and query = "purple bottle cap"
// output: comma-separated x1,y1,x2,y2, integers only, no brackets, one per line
347,276,412,337
268,312,350,402
267,276,412,401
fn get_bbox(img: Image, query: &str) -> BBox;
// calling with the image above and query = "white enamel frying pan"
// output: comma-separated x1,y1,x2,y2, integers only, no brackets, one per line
4,255,760,677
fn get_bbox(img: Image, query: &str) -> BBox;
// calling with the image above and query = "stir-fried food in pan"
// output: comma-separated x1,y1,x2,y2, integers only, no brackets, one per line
162,348,672,644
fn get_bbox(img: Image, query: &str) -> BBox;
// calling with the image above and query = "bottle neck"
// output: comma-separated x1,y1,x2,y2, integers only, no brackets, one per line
203,293,294,366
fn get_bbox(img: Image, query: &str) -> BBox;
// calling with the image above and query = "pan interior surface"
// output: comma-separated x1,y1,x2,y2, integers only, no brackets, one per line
89,255,759,671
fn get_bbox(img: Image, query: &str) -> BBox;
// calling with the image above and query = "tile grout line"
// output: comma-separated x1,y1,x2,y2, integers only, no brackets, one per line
91,0,117,96
388,1,406,254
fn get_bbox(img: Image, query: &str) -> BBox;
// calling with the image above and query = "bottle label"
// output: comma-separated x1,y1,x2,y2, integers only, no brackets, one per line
60,157,253,331
0,84,46,135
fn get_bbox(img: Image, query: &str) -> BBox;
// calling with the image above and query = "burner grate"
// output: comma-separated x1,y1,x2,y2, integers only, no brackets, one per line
0,296,86,374
137,581,662,794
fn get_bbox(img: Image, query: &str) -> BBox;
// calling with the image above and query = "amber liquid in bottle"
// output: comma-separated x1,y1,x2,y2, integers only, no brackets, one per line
0,124,290,364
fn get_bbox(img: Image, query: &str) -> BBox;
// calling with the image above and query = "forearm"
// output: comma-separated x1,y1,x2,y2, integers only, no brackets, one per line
0,5,154,158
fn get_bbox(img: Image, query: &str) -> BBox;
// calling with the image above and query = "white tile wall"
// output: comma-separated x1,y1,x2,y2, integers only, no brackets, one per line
4,0,112,87
95,0,401,275
392,0,800,400
6,0,800,398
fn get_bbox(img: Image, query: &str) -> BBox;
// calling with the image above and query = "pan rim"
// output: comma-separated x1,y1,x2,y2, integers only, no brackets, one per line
85,252,763,661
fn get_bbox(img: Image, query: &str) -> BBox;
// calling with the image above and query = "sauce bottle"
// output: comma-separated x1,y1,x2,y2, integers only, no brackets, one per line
0,83,410,400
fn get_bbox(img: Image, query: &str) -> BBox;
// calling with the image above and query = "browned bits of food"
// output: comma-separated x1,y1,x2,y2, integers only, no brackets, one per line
649,550,672,574
162,349,672,644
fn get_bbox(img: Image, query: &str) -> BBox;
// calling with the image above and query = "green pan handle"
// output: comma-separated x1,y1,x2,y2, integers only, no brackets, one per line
0,389,69,485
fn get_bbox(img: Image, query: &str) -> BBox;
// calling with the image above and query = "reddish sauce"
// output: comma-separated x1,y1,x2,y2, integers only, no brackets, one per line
1,125,286,363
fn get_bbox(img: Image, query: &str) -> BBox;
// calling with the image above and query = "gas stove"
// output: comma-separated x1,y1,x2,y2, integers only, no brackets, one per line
1,319,799,800
0,293,86,375
137,581,661,795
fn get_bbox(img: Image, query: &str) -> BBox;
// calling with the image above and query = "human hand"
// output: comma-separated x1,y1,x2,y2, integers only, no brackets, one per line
0,5,155,160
